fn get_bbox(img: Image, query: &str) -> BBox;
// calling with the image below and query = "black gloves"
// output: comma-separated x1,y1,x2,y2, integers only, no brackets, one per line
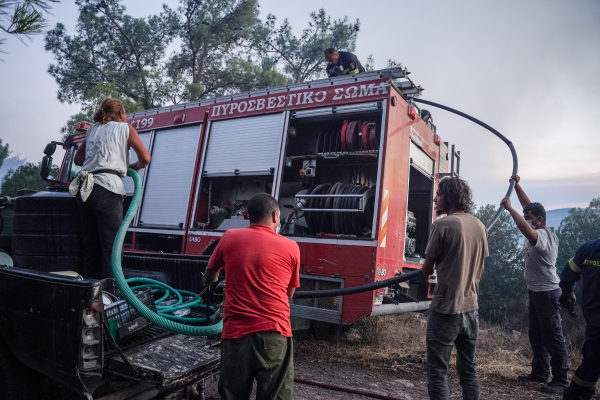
559,292,577,317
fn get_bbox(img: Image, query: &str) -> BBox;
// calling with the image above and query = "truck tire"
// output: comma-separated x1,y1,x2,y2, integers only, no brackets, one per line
0,336,41,399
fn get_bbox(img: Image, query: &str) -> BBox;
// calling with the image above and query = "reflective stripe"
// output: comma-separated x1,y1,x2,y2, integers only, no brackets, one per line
349,68,360,74
341,68,349,75
569,258,582,273
572,374,597,388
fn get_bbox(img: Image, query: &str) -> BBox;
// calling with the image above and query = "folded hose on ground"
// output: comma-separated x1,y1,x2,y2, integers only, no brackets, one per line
111,169,223,336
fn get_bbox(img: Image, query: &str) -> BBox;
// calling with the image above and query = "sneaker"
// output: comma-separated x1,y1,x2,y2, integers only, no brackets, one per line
518,373,547,383
540,381,567,394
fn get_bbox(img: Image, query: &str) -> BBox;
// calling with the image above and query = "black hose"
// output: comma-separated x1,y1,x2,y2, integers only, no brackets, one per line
410,97,518,231
294,98,518,300
293,269,423,299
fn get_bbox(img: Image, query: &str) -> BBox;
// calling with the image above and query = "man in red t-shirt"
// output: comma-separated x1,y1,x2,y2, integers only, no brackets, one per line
203,193,300,400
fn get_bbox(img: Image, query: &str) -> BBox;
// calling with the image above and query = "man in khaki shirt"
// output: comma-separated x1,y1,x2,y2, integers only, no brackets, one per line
422,177,489,400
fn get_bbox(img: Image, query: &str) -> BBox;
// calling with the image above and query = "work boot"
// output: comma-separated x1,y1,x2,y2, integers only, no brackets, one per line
540,380,568,394
518,373,547,383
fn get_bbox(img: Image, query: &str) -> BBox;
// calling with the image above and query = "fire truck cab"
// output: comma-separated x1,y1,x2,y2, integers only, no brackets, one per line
59,67,457,326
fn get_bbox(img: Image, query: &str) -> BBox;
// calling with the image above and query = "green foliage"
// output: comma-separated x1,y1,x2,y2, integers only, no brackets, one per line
556,205,600,273
472,204,527,330
164,0,287,101
60,82,144,140
0,138,9,170
45,0,179,110
590,197,600,209
0,0,59,55
0,162,58,197
363,54,374,72
256,9,360,83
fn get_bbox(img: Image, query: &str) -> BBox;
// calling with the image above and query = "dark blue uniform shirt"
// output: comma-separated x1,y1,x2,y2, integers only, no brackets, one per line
326,51,365,77
560,239,600,326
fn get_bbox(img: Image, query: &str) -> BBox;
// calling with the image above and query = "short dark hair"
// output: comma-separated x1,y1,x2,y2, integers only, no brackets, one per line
324,48,337,55
523,202,546,222
247,194,280,224
437,177,473,213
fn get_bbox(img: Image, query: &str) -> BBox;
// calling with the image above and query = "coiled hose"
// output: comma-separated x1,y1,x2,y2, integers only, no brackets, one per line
111,168,223,336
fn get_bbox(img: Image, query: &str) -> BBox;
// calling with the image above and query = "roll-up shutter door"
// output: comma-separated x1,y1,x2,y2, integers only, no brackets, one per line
139,124,201,227
123,131,152,195
203,113,284,177
410,141,434,178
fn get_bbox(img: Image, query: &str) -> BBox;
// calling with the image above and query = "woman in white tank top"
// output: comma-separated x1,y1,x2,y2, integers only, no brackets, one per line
72,99,151,282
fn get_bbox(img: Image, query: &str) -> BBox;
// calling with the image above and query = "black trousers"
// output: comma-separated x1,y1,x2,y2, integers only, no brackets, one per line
564,324,600,400
76,185,123,281
528,289,569,386
426,310,479,400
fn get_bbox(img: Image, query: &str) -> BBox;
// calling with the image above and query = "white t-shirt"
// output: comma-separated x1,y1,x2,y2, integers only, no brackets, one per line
524,227,560,292
81,121,130,195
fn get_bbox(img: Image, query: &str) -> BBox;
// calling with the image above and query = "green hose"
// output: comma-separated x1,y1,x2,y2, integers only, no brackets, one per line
111,168,223,336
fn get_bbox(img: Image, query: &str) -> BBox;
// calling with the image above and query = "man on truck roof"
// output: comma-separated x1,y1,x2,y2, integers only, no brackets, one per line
324,48,365,77
203,193,300,400
501,175,570,395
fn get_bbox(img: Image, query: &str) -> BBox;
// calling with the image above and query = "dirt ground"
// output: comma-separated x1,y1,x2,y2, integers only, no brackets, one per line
203,312,599,400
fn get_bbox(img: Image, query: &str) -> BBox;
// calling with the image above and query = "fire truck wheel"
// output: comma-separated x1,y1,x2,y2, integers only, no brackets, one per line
0,336,42,400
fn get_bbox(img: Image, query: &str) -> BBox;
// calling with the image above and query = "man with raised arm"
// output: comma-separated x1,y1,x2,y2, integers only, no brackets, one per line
203,193,300,400
501,175,569,395
422,177,488,400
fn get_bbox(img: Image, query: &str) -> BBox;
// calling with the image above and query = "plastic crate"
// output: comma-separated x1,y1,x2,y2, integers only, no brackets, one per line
105,288,156,341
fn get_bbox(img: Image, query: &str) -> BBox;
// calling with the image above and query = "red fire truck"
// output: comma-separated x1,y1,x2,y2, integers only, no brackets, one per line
58,67,457,326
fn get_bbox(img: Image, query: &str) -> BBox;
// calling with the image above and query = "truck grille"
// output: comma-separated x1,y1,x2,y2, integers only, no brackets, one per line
291,276,344,323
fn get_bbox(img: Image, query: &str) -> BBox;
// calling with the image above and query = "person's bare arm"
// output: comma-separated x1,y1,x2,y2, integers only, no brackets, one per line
421,255,436,276
74,140,86,166
128,125,151,170
287,287,295,299
501,197,538,245
511,175,532,208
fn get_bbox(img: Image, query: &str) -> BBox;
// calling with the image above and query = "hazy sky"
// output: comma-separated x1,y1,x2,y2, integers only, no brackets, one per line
0,0,598,209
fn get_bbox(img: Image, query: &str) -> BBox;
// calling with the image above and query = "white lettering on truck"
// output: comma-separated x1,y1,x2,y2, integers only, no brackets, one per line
211,81,388,118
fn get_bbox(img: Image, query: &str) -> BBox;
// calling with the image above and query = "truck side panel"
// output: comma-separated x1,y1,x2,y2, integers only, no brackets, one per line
0,267,105,394
375,95,441,275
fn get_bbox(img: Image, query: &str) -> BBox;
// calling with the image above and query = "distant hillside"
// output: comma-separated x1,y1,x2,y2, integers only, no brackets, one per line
0,155,27,184
545,208,573,229
545,207,600,230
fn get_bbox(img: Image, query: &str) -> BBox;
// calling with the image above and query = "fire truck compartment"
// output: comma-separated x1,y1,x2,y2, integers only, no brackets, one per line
406,165,434,259
277,103,384,239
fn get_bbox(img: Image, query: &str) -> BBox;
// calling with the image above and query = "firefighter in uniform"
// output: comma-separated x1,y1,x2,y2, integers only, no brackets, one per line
559,239,600,400
324,48,365,77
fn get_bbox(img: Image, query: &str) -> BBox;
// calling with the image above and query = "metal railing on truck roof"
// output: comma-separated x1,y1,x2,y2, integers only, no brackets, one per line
127,67,423,119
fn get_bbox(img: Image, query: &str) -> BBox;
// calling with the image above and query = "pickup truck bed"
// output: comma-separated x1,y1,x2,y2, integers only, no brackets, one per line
0,265,221,400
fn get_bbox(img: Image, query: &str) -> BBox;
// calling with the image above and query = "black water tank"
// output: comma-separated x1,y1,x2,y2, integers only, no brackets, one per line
12,192,84,272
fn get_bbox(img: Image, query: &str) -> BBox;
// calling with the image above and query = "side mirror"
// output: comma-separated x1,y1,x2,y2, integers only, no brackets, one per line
40,155,53,180
44,143,57,156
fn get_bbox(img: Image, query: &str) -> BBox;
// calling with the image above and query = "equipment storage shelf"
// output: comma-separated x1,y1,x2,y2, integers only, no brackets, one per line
277,106,384,240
